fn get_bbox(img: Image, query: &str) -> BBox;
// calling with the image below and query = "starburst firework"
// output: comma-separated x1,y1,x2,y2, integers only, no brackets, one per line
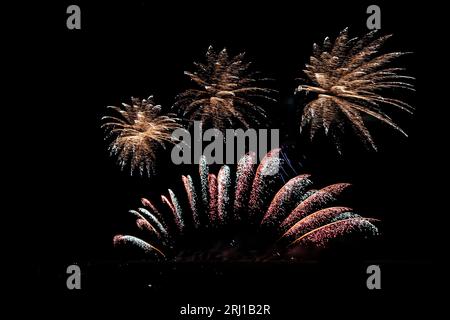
296,28,415,152
174,46,276,129
101,96,180,177
113,149,379,261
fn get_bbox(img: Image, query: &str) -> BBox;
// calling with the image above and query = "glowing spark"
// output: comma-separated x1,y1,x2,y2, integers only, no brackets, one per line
161,193,184,232
127,208,159,235
248,148,284,221
141,197,167,230
113,235,165,258
217,165,232,223
199,155,209,214
233,152,256,219
261,174,312,227
208,173,218,225
182,175,200,228
289,218,379,248
168,189,184,232
280,206,355,242
137,208,168,238
280,183,351,231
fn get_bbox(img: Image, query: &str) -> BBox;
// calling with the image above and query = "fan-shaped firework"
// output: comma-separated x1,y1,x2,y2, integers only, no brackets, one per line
296,28,415,152
174,46,277,129
101,96,180,177
113,149,379,261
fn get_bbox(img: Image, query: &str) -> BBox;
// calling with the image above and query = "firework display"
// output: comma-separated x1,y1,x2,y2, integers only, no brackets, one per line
296,29,414,152
174,46,277,129
32,0,432,305
113,149,379,260
101,96,181,177
102,29,416,262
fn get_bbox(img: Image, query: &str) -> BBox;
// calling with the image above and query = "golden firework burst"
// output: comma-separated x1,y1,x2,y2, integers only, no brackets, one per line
101,96,181,177
296,28,415,152
174,46,277,129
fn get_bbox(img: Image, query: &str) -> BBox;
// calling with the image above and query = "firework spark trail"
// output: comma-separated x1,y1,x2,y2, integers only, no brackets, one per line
174,46,276,129
289,218,379,248
208,174,218,225
161,193,184,233
279,167,289,184
141,197,166,228
297,189,318,203
101,96,180,176
248,148,284,221
199,155,209,215
136,218,160,237
281,150,299,174
296,28,414,152
161,195,175,213
168,189,184,232
182,175,200,228
128,209,160,239
260,174,312,227
217,166,232,224
113,235,166,258
280,206,355,242
233,152,256,219
280,183,351,231
137,208,168,238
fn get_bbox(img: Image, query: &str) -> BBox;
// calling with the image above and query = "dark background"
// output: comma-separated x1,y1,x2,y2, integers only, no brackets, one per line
22,0,442,315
